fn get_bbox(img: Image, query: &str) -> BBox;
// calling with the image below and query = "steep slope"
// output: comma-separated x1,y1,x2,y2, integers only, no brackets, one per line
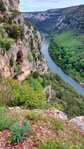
22,4,84,32
22,5,84,84
0,0,47,82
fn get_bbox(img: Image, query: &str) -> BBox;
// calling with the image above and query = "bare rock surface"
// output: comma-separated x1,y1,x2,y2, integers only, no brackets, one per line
70,116,84,131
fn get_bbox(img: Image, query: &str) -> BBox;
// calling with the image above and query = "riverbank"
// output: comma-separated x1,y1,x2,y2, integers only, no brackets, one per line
48,30,84,86
41,33,84,95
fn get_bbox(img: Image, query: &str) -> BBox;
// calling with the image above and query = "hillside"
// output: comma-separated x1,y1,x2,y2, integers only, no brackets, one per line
0,106,84,149
0,0,47,82
22,5,84,84
22,4,84,32
0,1,84,148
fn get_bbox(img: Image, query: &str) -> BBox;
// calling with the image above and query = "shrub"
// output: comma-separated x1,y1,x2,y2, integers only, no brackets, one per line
0,107,17,130
27,54,32,62
0,78,46,109
10,120,30,143
5,24,24,40
0,38,11,51
9,8,19,17
10,56,14,67
39,139,68,149
25,20,32,29
25,76,43,91
52,117,64,130
23,111,42,122
33,71,39,79
14,65,21,73
0,0,6,12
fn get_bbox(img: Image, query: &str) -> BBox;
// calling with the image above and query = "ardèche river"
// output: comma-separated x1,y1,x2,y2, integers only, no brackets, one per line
42,33,84,95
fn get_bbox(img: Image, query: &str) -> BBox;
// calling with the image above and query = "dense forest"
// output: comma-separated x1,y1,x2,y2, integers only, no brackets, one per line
48,30,84,84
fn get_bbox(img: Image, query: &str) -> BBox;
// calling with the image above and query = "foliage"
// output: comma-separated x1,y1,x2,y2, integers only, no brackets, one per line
0,77,46,109
27,54,32,62
0,70,84,118
14,65,21,73
0,0,6,12
25,20,32,29
5,24,24,40
33,71,39,79
9,7,19,17
24,76,43,91
10,120,30,143
0,38,11,51
10,55,14,67
40,72,84,118
22,111,42,123
0,107,17,130
49,30,84,83
51,117,64,130
39,137,83,149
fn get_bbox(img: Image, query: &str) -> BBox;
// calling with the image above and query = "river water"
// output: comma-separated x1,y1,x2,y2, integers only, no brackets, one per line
41,34,84,95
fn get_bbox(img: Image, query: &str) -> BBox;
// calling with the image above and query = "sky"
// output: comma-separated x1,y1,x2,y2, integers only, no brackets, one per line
19,0,84,12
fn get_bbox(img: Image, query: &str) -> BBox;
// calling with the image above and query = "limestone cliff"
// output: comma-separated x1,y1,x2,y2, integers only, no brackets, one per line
22,4,84,32
0,0,47,81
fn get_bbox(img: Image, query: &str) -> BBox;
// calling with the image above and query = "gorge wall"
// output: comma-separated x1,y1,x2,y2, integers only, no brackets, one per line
22,4,84,32
0,0,47,82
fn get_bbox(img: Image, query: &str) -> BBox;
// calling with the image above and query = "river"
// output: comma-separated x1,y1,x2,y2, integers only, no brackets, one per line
41,34,84,95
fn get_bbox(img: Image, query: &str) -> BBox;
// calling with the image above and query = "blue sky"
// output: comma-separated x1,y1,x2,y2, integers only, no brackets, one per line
19,0,84,12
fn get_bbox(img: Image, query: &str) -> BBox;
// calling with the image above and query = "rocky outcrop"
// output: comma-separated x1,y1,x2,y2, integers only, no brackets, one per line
7,106,84,131
70,116,84,131
0,0,47,81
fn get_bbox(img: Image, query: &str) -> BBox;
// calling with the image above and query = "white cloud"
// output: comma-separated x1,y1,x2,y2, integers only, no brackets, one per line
19,0,84,12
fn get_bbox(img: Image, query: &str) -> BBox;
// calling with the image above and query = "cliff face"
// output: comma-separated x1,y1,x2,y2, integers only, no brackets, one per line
0,0,47,81
22,4,84,32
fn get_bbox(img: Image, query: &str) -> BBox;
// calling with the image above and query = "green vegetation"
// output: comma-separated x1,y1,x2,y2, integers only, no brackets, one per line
0,76,46,109
49,30,84,83
0,71,84,118
5,24,24,40
40,72,84,118
27,54,32,62
0,107,17,130
23,111,42,123
39,137,83,149
0,0,6,12
14,64,21,73
10,55,14,67
9,120,30,143
25,20,32,29
0,38,12,52
9,7,19,17
51,117,64,130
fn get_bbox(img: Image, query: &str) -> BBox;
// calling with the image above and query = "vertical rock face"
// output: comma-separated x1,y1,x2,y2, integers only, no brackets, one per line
0,0,47,81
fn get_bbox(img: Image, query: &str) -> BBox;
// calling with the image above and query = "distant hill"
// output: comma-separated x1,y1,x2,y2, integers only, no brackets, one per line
22,4,84,32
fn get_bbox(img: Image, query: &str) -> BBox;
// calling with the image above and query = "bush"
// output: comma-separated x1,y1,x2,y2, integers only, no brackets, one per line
33,71,39,79
27,54,32,62
0,107,17,130
52,117,64,130
5,24,24,40
10,120,30,143
10,56,14,67
0,38,11,51
14,65,21,72
0,0,6,12
0,78,46,109
24,76,43,91
23,111,42,122
9,8,19,17
39,139,68,149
